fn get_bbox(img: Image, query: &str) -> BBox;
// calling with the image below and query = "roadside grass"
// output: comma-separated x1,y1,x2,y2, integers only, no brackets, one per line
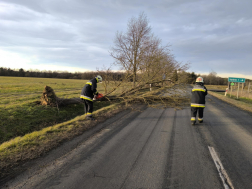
226,93,252,103
208,91,252,113
205,85,228,90
205,84,252,99
0,101,112,143
0,76,123,144
0,76,135,175
205,84,252,91
0,102,127,175
227,90,252,100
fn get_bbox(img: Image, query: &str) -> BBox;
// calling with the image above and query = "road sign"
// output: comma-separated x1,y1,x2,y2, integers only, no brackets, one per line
231,82,234,86
228,77,245,83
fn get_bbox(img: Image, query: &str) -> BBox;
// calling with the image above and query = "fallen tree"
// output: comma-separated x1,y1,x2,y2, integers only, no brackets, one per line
40,79,190,108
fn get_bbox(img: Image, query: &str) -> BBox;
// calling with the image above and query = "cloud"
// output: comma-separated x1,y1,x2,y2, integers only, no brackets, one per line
0,0,251,78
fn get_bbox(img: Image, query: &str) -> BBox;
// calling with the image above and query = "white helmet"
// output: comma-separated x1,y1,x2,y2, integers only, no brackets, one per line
196,77,204,83
96,75,102,83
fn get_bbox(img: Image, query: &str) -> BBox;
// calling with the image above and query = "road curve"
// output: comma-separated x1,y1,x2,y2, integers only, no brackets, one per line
2,94,252,189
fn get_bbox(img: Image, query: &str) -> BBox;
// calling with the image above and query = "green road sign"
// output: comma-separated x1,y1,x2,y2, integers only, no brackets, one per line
228,77,246,83
231,82,234,86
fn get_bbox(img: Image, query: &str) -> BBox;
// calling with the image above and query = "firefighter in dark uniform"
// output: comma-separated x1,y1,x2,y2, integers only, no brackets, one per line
80,75,102,120
191,77,207,125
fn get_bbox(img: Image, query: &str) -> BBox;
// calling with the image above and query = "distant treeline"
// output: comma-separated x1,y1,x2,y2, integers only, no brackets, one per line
1,67,250,85
0,67,124,81
188,71,229,85
186,71,251,85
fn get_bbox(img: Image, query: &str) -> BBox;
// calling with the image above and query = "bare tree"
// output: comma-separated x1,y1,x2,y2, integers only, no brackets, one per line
96,65,114,94
208,71,217,85
139,37,169,82
110,12,152,87
40,13,190,109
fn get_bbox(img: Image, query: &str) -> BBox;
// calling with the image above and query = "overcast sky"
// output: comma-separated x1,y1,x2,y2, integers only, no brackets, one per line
0,0,251,79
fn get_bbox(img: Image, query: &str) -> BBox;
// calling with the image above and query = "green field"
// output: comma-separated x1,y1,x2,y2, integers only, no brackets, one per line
0,76,111,144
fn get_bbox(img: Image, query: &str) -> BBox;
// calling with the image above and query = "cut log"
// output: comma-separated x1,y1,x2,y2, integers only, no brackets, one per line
56,97,83,106
40,84,188,107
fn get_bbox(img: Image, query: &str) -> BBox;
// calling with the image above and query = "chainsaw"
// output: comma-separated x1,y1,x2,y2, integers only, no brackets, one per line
93,93,104,100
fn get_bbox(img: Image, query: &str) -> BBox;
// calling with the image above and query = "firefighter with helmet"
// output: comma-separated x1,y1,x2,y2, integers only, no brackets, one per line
191,76,208,125
80,75,102,120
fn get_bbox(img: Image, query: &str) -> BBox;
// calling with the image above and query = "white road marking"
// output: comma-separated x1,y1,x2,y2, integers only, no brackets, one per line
208,146,235,189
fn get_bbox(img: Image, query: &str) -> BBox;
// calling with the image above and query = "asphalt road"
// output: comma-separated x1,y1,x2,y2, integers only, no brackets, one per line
3,94,252,189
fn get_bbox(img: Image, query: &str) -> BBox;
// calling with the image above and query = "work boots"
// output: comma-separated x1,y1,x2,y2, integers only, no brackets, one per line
191,121,196,125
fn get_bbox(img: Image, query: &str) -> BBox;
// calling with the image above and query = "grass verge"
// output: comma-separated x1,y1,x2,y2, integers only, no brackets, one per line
208,91,252,113
0,101,111,143
0,102,127,177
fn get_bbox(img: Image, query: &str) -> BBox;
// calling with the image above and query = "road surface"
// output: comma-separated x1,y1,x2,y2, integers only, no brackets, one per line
2,94,252,189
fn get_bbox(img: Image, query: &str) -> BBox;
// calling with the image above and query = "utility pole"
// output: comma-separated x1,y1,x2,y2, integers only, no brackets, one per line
241,83,244,95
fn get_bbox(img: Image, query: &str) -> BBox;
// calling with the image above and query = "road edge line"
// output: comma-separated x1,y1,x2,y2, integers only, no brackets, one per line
208,146,235,189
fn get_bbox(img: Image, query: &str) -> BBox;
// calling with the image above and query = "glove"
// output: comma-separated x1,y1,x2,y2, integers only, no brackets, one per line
93,95,97,100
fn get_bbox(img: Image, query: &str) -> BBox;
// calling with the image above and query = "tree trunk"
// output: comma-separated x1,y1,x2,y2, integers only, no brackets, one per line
56,98,83,106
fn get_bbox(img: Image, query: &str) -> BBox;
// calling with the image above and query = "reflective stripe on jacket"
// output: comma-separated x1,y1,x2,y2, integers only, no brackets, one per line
191,84,207,107
80,78,99,101
80,95,93,101
191,103,205,108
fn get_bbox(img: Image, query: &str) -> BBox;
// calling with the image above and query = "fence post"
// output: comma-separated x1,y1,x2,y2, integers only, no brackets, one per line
230,85,232,97
237,83,239,99
225,88,228,96
249,82,251,99
241,83,244,95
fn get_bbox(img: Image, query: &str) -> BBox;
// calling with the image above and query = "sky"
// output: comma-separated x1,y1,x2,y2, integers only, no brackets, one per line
0,0,251,79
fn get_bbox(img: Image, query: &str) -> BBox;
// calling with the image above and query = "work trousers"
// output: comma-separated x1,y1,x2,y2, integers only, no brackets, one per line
83,99,93,117
191,107,204,121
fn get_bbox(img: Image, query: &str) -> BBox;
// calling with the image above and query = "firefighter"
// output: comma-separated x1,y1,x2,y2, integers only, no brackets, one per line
191,76,208,125
80,75,102,120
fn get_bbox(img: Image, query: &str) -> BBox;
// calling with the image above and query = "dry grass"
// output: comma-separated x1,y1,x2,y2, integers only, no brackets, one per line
208,91,252,113
205,84,252,99
227,90,252,99
205,85,228,90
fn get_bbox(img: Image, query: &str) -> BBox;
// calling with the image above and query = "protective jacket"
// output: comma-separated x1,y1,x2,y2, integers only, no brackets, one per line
80,78,99,101
191,83,208,108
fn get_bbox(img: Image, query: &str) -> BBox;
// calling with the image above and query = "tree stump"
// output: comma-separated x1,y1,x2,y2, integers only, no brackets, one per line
41,86,57,106
40,86,85,106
